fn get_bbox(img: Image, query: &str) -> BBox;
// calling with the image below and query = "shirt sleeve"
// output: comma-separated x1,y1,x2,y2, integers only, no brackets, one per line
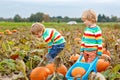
95,30,103,56
80,35,85,52
44,29,54,47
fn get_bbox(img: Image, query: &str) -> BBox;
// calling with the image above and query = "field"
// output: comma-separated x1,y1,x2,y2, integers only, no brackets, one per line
0,22,120,80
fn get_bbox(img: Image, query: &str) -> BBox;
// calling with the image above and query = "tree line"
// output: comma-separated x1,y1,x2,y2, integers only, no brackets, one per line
0,12,120,22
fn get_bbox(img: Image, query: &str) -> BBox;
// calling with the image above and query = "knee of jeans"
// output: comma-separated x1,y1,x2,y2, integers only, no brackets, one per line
51,54,56,58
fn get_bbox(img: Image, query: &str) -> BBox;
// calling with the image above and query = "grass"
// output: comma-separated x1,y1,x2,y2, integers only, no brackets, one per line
0,22,120,31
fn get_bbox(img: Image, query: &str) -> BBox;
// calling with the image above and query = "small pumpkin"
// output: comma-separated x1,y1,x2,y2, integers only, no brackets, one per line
74,38,81,44
97,59,110,72
74,38,81,41
71,67,86,77
0,32,4,35
46,63,67,76
30,67,51,80
70,54,80,61
102,48,110,56
8,31,12,35
11,30,17,33
5,29,10,33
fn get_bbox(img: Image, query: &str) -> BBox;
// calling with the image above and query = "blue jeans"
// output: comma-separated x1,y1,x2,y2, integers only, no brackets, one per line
46,43,65,62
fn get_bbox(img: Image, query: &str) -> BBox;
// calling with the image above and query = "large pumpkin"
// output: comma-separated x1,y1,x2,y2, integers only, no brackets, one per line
97,59,110,72
71,67,86,77
46,63,67,76
30,67,51,80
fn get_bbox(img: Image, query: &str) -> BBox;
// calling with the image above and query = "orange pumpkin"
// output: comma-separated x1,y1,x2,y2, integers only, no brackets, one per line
11,30,17,33
5,30,10,33
74,38,81,41
5,30,12,35
0,32,4,35
102,48,110,56
30,67,51,80
70,54,80,61
74,38,81,44
46,63,67,76
97,59,110,72
71,67,86,77
8,31,12,35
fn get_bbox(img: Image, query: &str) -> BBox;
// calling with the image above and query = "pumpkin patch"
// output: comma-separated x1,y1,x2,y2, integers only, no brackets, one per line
0,23,119,80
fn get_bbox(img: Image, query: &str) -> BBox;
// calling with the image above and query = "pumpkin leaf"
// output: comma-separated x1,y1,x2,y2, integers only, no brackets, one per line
112,64,120,73
2,42,7,51
0,59,16,73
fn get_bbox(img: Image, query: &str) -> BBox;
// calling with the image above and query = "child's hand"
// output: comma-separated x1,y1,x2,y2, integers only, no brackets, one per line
99,54,111,62
80,52,84,55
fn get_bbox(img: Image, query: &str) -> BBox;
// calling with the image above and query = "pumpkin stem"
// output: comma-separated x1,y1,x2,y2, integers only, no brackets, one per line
54,56,62,70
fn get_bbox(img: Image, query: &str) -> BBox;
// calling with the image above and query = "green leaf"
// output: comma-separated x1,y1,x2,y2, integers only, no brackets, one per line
112,64,120,73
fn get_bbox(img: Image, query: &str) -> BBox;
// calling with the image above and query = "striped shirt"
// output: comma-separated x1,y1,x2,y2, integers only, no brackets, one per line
42,28,66,48
80,26,103,55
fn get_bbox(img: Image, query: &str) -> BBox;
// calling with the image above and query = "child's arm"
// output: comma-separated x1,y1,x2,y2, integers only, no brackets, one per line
95,30,102,56
80,35,85,52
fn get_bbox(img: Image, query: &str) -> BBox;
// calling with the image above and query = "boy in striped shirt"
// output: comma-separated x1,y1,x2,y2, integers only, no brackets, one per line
30,23,66,66
80,9,103,63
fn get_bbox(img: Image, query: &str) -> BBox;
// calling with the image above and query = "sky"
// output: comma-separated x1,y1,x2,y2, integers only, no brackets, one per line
0,0,120,18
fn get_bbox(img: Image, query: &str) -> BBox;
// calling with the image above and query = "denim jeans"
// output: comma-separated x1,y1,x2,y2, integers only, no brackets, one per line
46,43,65,62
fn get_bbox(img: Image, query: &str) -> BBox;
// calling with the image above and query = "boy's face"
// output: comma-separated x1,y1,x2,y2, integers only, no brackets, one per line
82,19,92,27
33,29,44,38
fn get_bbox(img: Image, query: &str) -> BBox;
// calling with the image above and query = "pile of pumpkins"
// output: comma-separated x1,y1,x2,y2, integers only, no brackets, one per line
0,29,17,35
30,47,111,80
30,60,68,80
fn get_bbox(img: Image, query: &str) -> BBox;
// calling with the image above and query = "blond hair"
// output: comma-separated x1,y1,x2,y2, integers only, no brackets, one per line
30,23,45,34
81,9,97,23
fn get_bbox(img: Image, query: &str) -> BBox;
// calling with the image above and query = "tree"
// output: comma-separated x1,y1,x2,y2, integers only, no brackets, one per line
62,16,69,22
29,12,44,22
43,14,50,22
98,14,102,22
13,14,22,22
111,16,117,22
